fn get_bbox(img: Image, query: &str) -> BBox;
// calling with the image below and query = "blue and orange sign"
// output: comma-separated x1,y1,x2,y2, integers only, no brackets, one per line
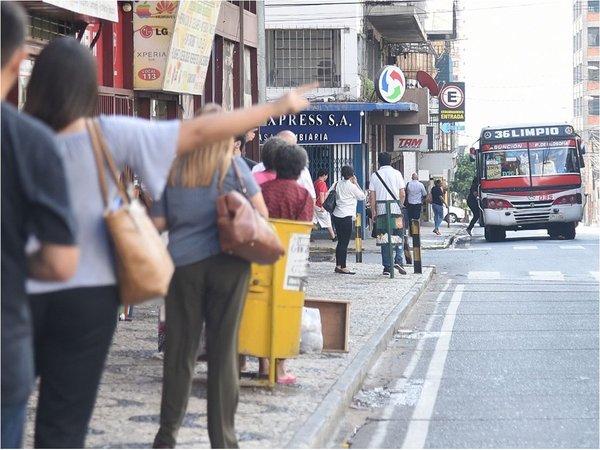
375,66,406,103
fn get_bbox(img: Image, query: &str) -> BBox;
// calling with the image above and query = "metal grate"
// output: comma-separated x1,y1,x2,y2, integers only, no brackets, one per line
96,88,135,117
267,29,341,88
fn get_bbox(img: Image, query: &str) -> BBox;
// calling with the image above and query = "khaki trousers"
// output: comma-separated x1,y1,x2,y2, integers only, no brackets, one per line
153,254,250,449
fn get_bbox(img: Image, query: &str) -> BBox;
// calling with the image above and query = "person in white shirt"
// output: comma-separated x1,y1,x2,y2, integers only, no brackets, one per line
405,172,427,227
252,130,316,200
369,152,407,276
329,165,365,274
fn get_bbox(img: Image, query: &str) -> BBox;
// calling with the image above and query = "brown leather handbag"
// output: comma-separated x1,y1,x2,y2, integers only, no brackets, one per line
87,120,175,305
216,158,285,265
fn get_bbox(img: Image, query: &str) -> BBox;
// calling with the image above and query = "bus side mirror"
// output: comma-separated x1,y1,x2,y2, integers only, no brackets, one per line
469,147,476,161
580,156,585,168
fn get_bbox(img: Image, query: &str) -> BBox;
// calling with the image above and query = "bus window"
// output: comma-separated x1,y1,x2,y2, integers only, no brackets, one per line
483,149,529,179
530,146,579,175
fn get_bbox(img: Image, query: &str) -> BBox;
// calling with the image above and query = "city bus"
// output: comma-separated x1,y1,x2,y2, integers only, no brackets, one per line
473,123,585,241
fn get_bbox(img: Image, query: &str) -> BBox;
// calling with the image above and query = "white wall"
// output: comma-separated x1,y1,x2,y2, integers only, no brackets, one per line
419,152,455,180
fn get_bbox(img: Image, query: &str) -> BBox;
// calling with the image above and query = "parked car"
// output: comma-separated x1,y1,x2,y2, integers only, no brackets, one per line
444,205,466,223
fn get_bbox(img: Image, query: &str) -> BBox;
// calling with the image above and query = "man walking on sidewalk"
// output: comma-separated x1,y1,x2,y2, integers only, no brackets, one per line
405,173,427,234
369,152,407,276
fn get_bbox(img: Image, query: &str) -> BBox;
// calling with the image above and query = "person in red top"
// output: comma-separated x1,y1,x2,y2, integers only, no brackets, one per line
260,143,313,384
313,168,336,241
261,144,314,222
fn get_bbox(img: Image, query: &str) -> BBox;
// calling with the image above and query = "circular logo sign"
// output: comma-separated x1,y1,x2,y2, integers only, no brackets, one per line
375,66,406,103
440,85,464,108
140,25,153,38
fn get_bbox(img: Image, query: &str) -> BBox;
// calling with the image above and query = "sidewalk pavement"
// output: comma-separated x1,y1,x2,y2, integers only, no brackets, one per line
24,221,466,449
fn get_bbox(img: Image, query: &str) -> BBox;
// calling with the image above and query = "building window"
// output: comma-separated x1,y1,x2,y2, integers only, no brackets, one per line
589,96,600,115
589,1,600,12
588,27,599,47
589,61,600,81
267,29,341,88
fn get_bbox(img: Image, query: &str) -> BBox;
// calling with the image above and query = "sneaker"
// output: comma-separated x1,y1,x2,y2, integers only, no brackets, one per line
394,264,407,275
382,270,391,277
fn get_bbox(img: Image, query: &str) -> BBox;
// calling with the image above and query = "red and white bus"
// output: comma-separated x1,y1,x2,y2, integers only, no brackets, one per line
474,123,585,241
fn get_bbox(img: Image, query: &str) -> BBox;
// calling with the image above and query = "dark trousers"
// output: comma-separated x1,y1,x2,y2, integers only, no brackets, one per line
467,196,480,231
407,203,422,222
153,254,250,449
331,215,352,269
29,286,120,448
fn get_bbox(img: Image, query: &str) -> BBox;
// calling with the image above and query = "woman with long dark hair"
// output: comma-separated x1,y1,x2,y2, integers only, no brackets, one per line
23,36,314,448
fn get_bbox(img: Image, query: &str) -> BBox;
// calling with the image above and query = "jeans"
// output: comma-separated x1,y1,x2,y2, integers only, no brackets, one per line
432,203,444,230
381,243,403,271
1,401,26,448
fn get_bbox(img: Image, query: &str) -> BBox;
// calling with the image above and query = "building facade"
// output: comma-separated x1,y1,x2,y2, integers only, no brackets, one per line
573,0,600,225
15,0,261,159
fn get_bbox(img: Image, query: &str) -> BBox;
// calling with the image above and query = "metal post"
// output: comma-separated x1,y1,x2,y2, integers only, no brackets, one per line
410,219,422,274
355,213,363,263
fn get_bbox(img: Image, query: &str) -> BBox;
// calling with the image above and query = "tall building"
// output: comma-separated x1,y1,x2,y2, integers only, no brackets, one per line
573,0,600,225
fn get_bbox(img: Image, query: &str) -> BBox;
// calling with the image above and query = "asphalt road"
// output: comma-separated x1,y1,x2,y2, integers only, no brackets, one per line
335,225,599,448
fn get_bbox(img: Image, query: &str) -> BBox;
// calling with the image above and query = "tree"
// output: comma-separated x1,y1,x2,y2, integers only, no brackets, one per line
451,153,476,203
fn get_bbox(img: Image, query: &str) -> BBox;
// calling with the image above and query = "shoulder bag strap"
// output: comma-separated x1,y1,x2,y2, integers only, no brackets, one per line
230,157,249,199
86,119,131,208
375,171,399,202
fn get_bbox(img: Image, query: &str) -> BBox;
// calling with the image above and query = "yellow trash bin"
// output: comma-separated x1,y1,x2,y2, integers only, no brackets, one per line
238,218,312,385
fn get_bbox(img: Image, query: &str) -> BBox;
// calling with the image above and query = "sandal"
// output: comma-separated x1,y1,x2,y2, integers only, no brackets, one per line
277,374,297,384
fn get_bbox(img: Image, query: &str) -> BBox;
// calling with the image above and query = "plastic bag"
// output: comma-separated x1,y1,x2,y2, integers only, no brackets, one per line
300,307,323,353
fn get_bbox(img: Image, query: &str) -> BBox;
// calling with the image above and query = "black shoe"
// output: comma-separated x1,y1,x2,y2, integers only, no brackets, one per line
394,264,407,275
331,236,338,242
382,269,391,277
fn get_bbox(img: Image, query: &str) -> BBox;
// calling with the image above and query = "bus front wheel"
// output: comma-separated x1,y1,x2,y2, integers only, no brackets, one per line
484,225,506,242
562,222,576,240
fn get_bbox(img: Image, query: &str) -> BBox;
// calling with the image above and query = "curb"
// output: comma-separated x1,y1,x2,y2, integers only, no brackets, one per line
286,266,435,449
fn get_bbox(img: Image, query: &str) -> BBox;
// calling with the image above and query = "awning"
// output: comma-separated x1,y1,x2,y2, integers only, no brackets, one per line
307,101,419,112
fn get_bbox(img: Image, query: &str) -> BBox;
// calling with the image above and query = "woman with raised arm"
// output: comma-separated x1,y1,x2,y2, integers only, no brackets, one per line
23,36,316,449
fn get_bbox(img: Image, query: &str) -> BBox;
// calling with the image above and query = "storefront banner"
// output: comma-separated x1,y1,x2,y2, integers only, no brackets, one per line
259,110,363,145
393,134,428,151
162,1,221,95
43,0,118,22
133,1,178,90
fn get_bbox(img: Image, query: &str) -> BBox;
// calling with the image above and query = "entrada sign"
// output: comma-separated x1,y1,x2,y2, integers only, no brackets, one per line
439,82,465,122
259,111,362,145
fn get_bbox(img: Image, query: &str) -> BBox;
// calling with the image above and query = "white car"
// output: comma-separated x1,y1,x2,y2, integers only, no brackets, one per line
444,205,466,223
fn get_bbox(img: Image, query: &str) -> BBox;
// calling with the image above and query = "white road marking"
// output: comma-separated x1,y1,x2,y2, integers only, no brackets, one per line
559,245,585,250
468,271,501,280
513,245,538,250
368,280,452,449
529,271,564,281
402,285,465,449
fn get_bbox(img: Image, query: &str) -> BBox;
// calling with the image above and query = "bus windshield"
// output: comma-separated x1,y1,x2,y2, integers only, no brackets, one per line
482,142,580,180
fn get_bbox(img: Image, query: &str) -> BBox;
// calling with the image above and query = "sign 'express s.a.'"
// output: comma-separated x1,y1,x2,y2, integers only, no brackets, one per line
259,110,362,145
